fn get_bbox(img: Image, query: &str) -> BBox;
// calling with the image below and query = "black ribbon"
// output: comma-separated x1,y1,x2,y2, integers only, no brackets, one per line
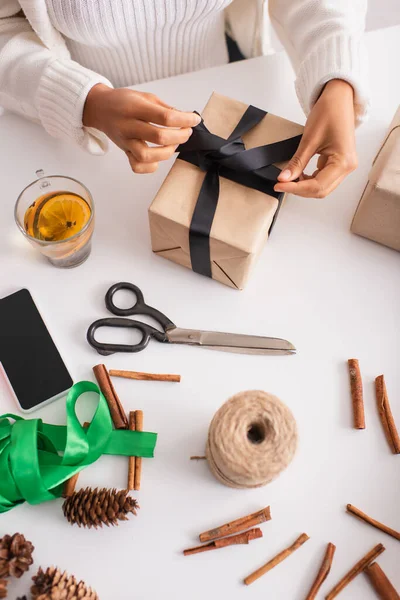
177,105,302,279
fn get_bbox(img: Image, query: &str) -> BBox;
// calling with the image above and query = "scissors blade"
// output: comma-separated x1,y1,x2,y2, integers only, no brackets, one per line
166,328,296,355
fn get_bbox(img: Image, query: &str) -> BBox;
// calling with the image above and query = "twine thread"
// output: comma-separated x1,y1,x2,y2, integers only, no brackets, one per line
206,390,298,489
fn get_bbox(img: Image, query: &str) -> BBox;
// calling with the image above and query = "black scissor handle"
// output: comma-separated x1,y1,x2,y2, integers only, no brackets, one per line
105,282,175,331
87,317,169,356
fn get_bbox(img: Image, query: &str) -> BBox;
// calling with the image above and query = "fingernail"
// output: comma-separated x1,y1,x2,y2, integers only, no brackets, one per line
193,114,202,125
274,184,283,192
279,169,291,181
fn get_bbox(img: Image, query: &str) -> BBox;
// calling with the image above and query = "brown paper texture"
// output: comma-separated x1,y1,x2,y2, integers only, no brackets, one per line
351,106,400,252
149,92,304,289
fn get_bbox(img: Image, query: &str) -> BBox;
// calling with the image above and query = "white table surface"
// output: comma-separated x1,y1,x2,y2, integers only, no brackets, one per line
1,24,400,600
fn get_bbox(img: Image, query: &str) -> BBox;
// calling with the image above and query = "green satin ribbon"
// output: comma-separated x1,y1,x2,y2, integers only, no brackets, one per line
0,381,157,513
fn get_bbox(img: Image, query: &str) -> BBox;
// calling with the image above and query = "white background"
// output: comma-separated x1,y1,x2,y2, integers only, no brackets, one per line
366,0,399,31
1,24,400,600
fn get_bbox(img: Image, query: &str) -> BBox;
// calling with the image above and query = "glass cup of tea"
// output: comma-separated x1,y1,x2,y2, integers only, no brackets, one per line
15,170,95,268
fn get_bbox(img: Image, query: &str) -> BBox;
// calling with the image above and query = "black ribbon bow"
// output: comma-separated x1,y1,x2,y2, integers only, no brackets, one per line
177,105,302,278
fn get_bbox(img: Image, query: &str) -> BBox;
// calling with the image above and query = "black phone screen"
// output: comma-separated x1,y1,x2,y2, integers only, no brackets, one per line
0,289,73,411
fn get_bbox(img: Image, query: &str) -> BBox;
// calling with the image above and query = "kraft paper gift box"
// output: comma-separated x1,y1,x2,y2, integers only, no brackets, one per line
351,106,400,251
149,93,303,289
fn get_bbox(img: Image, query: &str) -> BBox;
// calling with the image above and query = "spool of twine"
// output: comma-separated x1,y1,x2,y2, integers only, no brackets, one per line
206,390,298,489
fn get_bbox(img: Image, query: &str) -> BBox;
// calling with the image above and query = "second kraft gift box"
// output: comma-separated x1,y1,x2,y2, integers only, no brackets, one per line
351,105,400,252
148,93,304,289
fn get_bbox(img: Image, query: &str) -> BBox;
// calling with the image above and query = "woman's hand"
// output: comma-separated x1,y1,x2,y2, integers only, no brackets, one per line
83,84,201,173
274,79,358,198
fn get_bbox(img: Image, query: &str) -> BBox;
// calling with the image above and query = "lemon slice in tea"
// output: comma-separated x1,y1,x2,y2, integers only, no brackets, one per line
27,192,91,241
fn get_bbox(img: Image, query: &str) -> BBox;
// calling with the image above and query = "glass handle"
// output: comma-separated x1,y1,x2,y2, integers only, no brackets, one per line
35,169,51,189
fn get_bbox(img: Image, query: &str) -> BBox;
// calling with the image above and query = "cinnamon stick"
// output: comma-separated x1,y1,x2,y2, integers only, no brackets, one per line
305,543,336,600
127,411,136,491
375,375,400,454
364,562,400,600
134,410,143,490
199,506,271,543
62,473,80,498
348,359,365,429
93,364,128,429
110,369,181,383
346,504,400,542
325,543,385,599
190,456,206,460
62,422,90,497
244,533,309,586
184,528,262,556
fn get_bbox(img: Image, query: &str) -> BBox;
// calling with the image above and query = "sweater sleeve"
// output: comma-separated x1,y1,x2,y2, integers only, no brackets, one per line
0,1,113,153
269,0,370,124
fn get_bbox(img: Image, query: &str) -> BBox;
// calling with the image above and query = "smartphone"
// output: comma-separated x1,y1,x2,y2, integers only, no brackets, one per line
0,288,73,413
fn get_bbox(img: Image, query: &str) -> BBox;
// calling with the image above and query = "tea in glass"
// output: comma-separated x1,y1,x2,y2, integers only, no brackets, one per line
15,171,95,268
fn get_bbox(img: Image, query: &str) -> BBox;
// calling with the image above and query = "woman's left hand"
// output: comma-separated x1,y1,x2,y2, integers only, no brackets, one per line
274,79,358,198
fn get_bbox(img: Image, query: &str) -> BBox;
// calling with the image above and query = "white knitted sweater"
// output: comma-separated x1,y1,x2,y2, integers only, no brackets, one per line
0,0,369,153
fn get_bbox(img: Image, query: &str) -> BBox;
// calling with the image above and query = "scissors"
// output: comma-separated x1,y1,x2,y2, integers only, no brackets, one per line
87,282,296,356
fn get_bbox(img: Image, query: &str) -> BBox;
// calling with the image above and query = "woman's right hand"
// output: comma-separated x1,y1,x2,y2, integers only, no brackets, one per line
83,84,201,173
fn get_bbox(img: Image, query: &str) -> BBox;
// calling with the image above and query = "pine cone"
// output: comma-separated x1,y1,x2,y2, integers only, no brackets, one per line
0,579,7,599
62,488,139,528
0,533,34,579
31,567,98,600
